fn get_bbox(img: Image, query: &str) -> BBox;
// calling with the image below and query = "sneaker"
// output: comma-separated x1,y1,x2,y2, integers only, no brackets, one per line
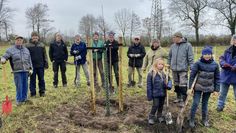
63,84,67,87
148,115,155,125
202,120,210,127
158,116,165,123
189,119,195,128
40,93,45,97
54,85,58,88
216,107,223,112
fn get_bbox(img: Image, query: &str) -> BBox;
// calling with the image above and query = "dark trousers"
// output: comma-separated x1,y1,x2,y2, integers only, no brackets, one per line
108,62,119,86
53,61,67,85
14,72,28,102
150,97,165,116
93,59,105,86
30,68,45,95
190,91,211,120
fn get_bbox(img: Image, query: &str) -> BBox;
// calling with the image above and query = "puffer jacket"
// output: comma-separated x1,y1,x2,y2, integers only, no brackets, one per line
142,46,168,71
70,41,87,65
168,40,194,72
147,71,172,100
127,43,146,68
2,45,33,72
189,58,220,93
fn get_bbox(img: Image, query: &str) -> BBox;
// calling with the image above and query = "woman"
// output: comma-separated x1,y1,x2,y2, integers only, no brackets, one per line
217,34,236,112
142,39,168,72
1,36,33,105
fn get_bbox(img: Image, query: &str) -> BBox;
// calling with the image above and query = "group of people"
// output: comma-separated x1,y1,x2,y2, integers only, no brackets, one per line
0,30,236,129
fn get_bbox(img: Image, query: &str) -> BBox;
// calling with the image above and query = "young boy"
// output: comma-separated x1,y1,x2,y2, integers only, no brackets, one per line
189,46,220,128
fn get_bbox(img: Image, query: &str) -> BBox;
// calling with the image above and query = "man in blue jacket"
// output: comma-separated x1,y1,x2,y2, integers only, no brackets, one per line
217,34,236,112
70,35,90,87
49,33,68,88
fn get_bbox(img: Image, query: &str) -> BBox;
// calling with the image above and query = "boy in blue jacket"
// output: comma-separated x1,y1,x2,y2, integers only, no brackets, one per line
147,58,172,125
70,35,90,87
189,46,220,128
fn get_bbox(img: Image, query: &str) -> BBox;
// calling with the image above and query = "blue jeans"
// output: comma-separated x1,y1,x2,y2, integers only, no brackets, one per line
217,83,236,109
190,91,211,120
14,72,29,103
30,68,45,96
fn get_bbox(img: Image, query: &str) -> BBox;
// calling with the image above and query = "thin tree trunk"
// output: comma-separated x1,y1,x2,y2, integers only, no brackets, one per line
195,27,199,46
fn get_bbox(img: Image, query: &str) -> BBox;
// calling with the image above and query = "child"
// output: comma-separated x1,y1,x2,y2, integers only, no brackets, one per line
189,46,220,128
147,58,172,125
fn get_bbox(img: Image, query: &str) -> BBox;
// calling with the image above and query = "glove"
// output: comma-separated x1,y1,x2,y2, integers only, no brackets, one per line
231,66,236,72
93,49,98,52
73,50,79,54
29,70,33,76
75,55,82,60
223,63,232,68
129,54,134,58
167,80,172,90
134,54,141,58
1,57,6,64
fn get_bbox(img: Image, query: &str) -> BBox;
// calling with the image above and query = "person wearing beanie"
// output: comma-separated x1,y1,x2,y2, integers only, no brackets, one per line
142,39,168,72
26,32,48,97
188,46,220,128
168,32,194,107
217,35,236,112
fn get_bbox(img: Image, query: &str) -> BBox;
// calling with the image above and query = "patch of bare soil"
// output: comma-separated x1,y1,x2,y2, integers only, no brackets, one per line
34,96,194,133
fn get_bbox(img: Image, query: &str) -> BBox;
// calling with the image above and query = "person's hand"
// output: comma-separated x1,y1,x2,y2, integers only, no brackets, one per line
223,63,232,68
75,55,82,60
231,66,236,72
29,70,33,76
73,50,79,54
134,54,141,58
94,49,98,52
1,58,6,64
129,54,134,58
213,91,219,96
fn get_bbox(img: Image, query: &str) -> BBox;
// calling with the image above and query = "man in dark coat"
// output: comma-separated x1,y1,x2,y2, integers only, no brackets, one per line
127,36,146,88
49,33,68,88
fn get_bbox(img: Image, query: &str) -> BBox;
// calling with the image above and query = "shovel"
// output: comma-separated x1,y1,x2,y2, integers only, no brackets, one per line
2,64,12,115
176,73,199,132
131,57,136,86
164,66,173,125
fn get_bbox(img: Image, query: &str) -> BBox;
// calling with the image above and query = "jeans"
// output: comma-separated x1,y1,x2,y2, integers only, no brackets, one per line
30,68,45,95
217,83,236,109
14,72,29,102
190,91,211,120
74,62,90,85
53,61,67,85
150,97,165,116
128,66,142,85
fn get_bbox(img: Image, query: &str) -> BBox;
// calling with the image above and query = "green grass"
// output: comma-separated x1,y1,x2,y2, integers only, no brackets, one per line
0,45,235,132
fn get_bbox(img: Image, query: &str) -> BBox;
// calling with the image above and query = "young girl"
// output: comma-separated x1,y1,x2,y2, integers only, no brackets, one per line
147,58,172,125
189,46,220,128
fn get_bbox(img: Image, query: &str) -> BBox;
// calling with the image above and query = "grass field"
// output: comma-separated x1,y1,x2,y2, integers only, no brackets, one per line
0,44,235,133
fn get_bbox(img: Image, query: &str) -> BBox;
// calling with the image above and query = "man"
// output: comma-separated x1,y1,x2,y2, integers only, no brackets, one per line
1,36,33,105
26,32,48,97
168,32,194,107
70,35,90,87
49,33,68,88
105,31,119,92
127,36,146,88
92,32,105,90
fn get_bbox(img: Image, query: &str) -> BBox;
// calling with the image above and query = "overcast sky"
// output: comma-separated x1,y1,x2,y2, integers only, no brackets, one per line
8,0,229,37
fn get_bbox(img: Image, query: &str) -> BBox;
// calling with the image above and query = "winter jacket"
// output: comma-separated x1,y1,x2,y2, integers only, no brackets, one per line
142,46,168,71
49,40,68,63
147,71,172,101
219,45,236,84
2,45,33,72
92,40,104,60
70,41,87,65
189,58,220,93
168,40,194,72
26,41,48,69
104,40,119,64
127,43,146,68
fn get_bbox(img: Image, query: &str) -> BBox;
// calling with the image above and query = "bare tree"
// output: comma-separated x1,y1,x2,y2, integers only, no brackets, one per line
130,11,141,43
96,16,110,35
25,3,52,35
142,17,152,43
209,0,236,35
169,0,208,45
114,8,131,46
0,0,14,41
79,14,96,36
